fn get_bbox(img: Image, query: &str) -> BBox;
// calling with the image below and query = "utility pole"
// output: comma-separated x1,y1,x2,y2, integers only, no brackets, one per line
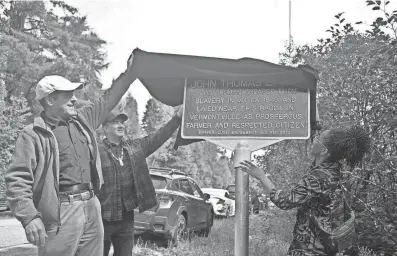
289,0,292,46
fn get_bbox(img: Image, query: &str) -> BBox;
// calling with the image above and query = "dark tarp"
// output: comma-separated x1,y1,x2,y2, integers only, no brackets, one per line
130,48,320,149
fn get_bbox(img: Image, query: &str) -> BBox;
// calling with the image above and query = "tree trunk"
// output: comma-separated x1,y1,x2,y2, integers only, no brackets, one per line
9,2,27,31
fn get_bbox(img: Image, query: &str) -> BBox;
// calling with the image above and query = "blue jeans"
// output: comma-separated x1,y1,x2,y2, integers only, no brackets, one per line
103,211,134,256
38,196,104,256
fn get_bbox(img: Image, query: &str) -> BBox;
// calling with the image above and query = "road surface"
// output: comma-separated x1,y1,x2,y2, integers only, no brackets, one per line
0,215,117,256
0,216,37,255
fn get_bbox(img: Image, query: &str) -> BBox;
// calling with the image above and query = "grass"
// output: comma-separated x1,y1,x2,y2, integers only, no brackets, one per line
0,208,380,256
132,209,293,256
131,209,380,256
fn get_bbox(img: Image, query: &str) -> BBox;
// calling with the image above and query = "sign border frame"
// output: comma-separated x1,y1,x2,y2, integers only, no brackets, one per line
181,78,311,140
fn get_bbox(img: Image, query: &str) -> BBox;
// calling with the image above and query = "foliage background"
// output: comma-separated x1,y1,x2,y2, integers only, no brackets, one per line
273,1,397,254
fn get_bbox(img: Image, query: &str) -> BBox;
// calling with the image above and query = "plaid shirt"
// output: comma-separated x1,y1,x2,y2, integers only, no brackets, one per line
99,139,137,221
98,115,182,221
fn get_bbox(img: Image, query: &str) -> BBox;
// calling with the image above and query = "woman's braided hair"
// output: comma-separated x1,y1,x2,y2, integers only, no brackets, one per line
322,125,371,168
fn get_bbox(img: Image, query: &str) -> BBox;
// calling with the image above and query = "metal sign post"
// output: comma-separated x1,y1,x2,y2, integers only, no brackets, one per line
233,141,251,256
230,139,283,256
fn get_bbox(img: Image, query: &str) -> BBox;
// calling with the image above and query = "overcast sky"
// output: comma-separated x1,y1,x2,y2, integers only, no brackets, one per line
66,0,395,120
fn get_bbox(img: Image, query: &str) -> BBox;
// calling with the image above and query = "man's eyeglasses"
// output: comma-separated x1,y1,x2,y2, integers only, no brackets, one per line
109,120,125,125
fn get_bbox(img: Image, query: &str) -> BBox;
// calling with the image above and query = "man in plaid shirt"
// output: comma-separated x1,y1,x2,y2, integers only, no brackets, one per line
98,107,183,256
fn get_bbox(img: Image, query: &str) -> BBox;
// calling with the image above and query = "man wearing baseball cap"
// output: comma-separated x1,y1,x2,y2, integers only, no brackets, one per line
99,106,182,256
5,55,137,256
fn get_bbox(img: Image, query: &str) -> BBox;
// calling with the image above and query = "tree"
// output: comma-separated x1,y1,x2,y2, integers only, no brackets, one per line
0,1,108,117
0,82,30,198
142,98,176,167
275,1,397,254
124,95,142,138
141,98,174,135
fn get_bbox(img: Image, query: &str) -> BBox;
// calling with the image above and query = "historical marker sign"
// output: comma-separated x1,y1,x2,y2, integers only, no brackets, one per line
181,78,310,140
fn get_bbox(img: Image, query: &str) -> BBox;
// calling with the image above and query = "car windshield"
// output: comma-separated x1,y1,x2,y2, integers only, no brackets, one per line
151,175,168,189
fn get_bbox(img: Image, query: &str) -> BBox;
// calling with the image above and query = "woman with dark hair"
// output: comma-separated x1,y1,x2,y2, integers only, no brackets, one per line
239,125,371,256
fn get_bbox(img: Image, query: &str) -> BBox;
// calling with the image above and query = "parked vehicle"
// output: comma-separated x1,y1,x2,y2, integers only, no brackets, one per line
134,168,214,244
225,184,236,200
259,194,276,210
251,194,260,214
201,188,235,217
0,200,9,212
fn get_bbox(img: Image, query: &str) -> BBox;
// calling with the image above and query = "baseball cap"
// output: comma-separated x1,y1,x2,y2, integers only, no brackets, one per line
102,112,129,126
35,75,83,101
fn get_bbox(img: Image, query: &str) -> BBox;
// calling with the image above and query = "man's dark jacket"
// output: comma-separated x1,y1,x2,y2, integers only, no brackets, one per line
98,115,181,216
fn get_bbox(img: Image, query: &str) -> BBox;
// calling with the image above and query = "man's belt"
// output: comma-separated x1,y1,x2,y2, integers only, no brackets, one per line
59,190,95,203
59,182,93,193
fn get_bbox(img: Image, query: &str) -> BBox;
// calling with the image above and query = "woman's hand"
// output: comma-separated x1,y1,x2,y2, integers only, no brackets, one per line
238,160,266,182
239,160,276,194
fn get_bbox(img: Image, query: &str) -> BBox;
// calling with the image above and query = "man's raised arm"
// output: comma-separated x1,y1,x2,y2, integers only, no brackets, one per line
139,106,183,157
78,53,137,129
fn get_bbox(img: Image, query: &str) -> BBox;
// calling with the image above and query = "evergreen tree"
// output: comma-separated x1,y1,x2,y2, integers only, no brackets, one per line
0,82,29,198
0,0,108,117
141,98,173,135
124,95,142,138
142,98,175,166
